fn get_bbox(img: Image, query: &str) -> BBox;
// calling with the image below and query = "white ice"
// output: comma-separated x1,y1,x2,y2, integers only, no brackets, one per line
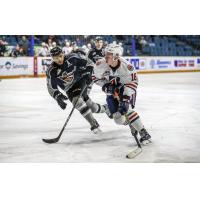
0,72,200,162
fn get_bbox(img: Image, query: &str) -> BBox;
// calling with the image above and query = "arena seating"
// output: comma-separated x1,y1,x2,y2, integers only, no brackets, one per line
138,35,200,56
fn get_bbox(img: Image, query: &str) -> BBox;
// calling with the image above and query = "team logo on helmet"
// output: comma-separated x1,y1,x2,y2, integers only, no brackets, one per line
50,47,62,57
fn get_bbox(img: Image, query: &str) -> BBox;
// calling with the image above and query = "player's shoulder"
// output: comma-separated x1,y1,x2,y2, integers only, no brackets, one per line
120,57,135,72
120,57,130,66
65,53,78,61
67,52,86,62
46,62,57,76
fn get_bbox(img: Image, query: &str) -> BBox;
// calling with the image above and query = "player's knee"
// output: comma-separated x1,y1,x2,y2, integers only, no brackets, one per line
72,97,84,109
113,112,126,125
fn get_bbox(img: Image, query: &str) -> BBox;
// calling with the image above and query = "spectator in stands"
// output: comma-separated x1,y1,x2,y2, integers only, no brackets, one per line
0,39,7,57
139,36,148,49
47,38,53,49
87,43,92,51
62,41,72,55
119,42,124,55
75,37,82,47
10,44,25,57
37,42,49,57
52,42,57,48
71,42,78,52
19,36,29,56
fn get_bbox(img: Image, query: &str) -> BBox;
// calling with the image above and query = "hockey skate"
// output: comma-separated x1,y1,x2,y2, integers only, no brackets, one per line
139,128,151,145
90,120,102,134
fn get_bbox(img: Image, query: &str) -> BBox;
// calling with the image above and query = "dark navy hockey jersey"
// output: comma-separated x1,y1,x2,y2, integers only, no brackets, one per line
88,48,104,63
46,53,94,98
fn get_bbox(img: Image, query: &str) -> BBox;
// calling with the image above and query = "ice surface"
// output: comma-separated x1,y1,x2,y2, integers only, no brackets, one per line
0,72,200,162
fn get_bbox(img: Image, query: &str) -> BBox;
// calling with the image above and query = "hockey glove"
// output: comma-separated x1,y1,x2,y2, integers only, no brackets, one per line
55,93,68,110
82,72,93,85
118,95,130,115
102,83,116,95
81,66,93,85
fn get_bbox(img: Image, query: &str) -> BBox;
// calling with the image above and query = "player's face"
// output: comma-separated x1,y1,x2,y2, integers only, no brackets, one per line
105,52,114,65
52,54,64,65
95,40,103,50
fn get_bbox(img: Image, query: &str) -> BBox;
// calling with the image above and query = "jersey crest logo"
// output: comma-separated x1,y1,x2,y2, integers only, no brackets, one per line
59,71,74,83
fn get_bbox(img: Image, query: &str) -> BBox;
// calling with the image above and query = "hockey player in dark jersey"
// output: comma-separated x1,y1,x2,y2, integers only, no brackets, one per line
88,36,105,64
46,46,105,134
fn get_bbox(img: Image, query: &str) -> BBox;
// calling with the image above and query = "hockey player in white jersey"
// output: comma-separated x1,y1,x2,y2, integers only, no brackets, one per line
93,44,151,144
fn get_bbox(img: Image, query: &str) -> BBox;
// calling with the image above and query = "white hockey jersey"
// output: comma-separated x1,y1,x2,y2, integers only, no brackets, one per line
93,57,138,98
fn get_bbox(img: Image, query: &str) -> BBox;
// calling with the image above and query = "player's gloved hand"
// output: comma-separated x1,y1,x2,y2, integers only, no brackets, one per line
109,77,121,86
118,95,130,115
82,72,92,85
102,83,116,94
81,66,93,85
55,93,68,110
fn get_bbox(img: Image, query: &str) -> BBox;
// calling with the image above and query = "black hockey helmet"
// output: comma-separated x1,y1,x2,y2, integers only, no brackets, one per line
50,46,62,57
95,36,103,42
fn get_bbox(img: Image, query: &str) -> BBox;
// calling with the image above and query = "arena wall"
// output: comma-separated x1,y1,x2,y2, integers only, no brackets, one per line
0,56,200,79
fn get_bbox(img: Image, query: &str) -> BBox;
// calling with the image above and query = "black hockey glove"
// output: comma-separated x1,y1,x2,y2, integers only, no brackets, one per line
102,83,116,95
82,72,92,85
55,93,68,110
81,66,93,85
118,95,130,115
109,77,121,86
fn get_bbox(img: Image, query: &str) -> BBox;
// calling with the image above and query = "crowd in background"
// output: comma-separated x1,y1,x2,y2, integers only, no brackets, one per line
0,35,131,57
35,35,128,57
1,35,200,57
35,36,125,57
0,36,30,57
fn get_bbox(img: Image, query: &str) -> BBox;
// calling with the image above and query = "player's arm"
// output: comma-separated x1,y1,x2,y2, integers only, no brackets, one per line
122,68,138,97
46,67,60,98
72,54,94,85
93,59,109,87
46,67,67,110
118,67,138,115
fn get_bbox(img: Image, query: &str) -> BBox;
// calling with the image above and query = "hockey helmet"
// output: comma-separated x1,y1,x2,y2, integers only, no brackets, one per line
105,44,123,59
50,46,62,57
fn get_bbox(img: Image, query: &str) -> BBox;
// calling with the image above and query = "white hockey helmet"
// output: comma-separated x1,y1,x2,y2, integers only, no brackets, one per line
105,44,123,59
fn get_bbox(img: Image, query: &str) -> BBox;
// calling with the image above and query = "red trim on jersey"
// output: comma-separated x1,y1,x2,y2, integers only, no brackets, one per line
128,112,138,121
125,83,138,88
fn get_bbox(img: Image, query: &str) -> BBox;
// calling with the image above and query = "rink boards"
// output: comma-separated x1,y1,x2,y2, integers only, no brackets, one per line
0,56,200,78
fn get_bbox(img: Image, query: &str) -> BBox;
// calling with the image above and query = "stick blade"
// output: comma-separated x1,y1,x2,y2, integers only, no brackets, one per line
42,137,59,144
126,147,142,159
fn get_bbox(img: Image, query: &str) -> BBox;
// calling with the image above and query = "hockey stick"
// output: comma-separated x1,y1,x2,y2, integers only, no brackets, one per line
111,89,142,159
125,115,142,159
42,84,87,144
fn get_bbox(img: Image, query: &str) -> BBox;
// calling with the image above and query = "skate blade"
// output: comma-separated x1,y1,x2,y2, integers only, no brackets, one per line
141,139,152,145
92,128,102,134
126,147,142,159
